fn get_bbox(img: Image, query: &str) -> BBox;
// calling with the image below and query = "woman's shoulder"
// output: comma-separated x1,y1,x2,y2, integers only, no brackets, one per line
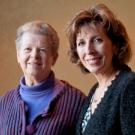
114,64,135,84
118,66,135,98
59,79,85,94
119,65,135,84
0,87,19,101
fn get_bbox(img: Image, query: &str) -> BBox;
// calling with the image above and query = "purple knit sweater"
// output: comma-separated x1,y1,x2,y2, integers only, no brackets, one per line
0,77,86,135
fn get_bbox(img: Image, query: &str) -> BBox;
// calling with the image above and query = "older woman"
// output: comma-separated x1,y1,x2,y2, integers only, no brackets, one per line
0,21,86,135
66,3,135,135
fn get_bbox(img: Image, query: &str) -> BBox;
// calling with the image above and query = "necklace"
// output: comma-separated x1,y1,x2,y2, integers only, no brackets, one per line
91,70,120,112
81,70,120,133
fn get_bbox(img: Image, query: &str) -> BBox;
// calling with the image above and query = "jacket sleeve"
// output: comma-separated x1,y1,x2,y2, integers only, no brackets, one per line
120,74,135,135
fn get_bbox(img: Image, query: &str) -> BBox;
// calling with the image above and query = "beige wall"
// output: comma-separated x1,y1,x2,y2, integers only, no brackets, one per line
0,0,135,95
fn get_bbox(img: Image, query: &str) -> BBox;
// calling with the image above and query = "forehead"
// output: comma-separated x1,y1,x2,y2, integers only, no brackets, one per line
76,24,106,39
21,32,52,46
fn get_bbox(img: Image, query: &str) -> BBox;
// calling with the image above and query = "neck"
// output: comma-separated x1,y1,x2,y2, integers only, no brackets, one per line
24,72,51,86
95,68,118,89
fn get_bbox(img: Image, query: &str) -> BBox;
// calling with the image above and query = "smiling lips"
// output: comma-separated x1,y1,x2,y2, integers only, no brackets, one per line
28,62,42,66
86,56,102,65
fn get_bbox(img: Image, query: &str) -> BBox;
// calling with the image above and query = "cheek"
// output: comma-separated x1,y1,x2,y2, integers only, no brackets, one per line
77,50,84,61
77,48,82,57
18,54,28,64
42,56,52,64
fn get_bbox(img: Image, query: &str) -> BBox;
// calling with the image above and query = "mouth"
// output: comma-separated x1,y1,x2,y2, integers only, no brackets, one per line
86,56,101,65
28,62,42,66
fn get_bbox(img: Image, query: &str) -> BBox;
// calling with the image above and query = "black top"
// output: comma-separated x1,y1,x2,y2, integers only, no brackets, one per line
76,65,135,135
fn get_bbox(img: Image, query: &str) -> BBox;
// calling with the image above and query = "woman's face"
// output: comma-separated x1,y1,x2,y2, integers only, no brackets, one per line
17,32,58,84
76,24,115,75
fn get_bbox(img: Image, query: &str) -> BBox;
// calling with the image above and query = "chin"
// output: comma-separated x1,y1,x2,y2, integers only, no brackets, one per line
28,71,40,76
86,66,102,74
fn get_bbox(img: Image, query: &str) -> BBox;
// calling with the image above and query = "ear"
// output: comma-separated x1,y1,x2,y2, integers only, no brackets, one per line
52,52,58,66
16,49,20,64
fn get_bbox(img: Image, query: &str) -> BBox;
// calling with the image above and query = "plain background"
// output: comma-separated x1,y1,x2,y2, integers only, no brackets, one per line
0,0,135,95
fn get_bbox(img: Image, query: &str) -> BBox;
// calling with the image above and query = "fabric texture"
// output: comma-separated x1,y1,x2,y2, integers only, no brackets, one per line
76,65,135,135
19,72,58,124
0,74,86,135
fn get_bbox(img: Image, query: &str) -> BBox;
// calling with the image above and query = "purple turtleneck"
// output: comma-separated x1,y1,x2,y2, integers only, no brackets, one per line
19,72,55,124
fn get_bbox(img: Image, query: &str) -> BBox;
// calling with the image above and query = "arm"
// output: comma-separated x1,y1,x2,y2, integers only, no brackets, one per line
120,74,135,135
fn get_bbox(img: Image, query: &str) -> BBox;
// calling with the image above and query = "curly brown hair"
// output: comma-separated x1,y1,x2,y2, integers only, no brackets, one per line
66,4,132,73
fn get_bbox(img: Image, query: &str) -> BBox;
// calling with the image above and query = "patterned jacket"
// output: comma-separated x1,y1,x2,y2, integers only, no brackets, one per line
76,65,135,135
0,79,86,135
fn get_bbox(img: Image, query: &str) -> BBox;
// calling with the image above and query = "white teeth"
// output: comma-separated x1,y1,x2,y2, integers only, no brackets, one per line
28,63,41,66
86,57,100,65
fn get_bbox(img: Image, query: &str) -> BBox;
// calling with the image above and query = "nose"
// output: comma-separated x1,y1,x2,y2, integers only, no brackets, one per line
85,43,95,55
31,49,39,58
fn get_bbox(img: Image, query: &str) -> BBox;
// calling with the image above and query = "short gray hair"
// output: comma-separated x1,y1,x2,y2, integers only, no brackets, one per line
15,20,59,53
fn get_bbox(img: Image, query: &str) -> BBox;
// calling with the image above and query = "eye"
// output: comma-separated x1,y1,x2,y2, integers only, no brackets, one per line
40,48,45,51
77,40,86,47
39,48,48,52
24,47,31,52
93,37,103,44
